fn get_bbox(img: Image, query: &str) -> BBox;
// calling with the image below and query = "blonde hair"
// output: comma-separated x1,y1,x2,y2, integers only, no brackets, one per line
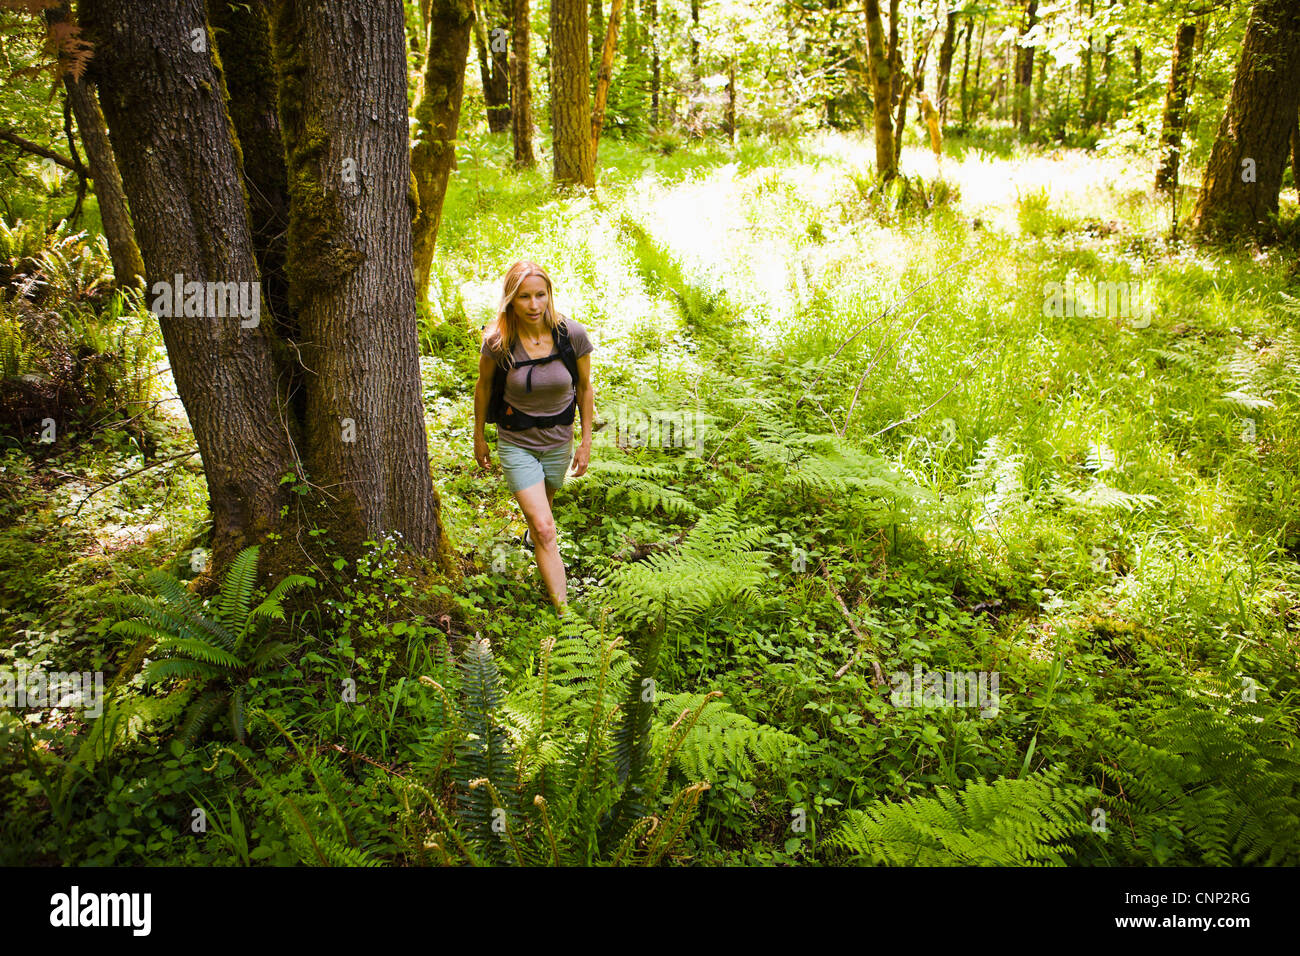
482,259,568,368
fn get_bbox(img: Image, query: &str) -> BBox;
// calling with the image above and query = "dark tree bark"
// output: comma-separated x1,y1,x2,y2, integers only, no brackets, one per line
412,0,474,302
47,0,144,288
1155,22,1197,195
205,0,292,348
864,0,896,179
510,0,535,166
591,0,625,159
81,0,300,573
935,6,959,122
83,0,454,577
551,0,594,187
472,0,512,133
1015,0,1039,137
1192,0,1300,239
269,0,447,559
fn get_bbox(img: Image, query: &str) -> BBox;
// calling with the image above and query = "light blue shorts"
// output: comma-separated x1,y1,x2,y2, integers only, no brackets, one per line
497,440,572,495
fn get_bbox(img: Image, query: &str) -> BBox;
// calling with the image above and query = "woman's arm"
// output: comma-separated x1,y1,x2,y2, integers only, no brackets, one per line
572,353,593,476
474,352,496,469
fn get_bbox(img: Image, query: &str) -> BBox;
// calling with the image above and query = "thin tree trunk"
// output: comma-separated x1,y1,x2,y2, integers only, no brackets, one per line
1081,0,1093,126
864,0,896,179
1192,0,1300,239
591,0,626,160
1155,22,1197,195
48,0,144,288
551,0,595,187
510,0,535,166
1015,0,1039,137
472,0,512,133
936,6,959,122
958,15,972,125
647,0,660,129
411,0,475,303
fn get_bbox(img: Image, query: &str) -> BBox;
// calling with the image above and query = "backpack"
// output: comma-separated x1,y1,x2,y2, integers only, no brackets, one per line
483,321,580,431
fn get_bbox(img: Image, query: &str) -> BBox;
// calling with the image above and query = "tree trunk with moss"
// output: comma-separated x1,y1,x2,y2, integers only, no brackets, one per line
48,0,144,288
411,0,474,304
590,0,625,162
863,0,896,180
269,0,448,560
510,0,535,166
82,0,454,577
551,0,594,187
81,0,301,573
935,7,958,123
1192,0,1300,239
1155,22,1197,196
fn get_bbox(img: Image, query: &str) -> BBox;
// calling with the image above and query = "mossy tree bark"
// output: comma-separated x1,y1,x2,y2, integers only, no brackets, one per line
1014,0,1038,138
1192,0,1300,240
48,1,144,289
82,0,455,579
205,0,293,347
510,0,536,167
551,0,594,188
590,0,625,163
268,0,449,562
1155,23,1197,196
80,0,301,574
863,0,897,180
935,6,959,123
411,0,474,304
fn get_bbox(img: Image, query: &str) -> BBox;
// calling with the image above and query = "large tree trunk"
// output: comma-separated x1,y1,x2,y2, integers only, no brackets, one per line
551,0,594,187
510,0,536,166
411,0,474,304
1155,23,1197,196
591,0,625,161
1015,0,1039,137
269,0,447,559
81,0,300,573
863,0,896,179
471,0,512,133
47,1,144,288
935,7,959,123
1192,0,1300,239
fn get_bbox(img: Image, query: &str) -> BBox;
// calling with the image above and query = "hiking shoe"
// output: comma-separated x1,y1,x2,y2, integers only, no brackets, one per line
521,528,535,551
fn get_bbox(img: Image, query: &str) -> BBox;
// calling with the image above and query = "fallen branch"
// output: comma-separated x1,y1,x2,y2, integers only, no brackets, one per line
822,565,884,684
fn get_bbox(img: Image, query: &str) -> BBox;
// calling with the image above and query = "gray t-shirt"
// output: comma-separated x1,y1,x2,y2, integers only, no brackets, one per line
481,318,594,451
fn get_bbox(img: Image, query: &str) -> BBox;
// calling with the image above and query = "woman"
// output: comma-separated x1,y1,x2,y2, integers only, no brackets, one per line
474,260,594,617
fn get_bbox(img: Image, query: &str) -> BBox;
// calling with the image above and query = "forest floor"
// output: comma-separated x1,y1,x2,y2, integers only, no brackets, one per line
3,124,1299,864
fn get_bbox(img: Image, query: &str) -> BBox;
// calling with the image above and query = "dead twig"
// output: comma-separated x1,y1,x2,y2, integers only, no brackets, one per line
822,564,884,684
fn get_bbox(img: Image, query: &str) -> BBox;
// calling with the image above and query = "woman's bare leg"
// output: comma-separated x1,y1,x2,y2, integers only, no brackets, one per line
514,480,567,612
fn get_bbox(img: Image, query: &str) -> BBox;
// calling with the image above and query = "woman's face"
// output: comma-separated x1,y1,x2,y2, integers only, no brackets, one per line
512,276,548,323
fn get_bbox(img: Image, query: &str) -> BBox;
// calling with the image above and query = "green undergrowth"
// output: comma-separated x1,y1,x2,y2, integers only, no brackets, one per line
3,126,1298,865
